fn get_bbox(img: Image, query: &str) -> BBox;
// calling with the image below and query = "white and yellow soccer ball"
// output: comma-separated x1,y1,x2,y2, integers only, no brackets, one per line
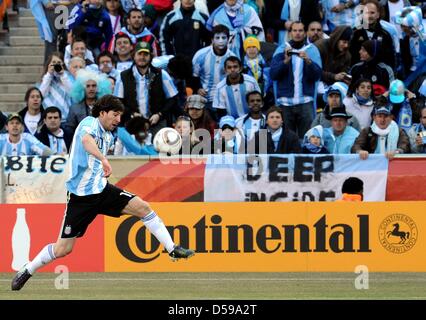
153,127,182,155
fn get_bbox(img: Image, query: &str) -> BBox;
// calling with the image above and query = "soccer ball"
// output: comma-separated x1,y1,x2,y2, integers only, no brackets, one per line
153,127,182,155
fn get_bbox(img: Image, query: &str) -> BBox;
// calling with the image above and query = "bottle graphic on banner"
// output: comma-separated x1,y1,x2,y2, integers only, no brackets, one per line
11,208,31,271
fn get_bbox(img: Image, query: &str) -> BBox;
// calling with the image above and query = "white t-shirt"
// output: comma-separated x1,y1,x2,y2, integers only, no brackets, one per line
24,113,41,135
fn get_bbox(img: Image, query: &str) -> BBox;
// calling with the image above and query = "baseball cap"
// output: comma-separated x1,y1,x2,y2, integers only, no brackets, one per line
323,82,348,102
219,115,236,129
186,95,207,109
373,105,391,115
6,113,23,123
135,41,152,54
389,79,405,104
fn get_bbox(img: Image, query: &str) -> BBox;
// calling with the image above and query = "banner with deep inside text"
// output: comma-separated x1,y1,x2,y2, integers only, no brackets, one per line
204,154,388,202
3,155,69,203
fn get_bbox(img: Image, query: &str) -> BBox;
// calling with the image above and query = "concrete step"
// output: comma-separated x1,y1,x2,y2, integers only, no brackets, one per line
1,93,27,102
0,46,44,56
1,102,25,113
0,73,39,84
0,65,44,74
0,84,31,94
17,9,33,18
0,55,44,65
9,36,44,46
9,27,39,37
18,17,37,28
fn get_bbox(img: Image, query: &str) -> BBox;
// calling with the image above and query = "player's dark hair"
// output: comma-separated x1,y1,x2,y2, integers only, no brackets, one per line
92,95,124,118
212,24,230,38
43,106,62,119
246,90,263,103
224,56,242,68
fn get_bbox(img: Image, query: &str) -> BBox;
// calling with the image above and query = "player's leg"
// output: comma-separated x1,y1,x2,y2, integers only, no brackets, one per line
121,196,195,260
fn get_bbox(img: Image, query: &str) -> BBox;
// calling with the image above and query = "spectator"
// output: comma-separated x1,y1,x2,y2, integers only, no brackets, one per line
386,79,416,132
314,25,352,86
242,36,269,95
313,82,361,131
0,114,52,156
174,115,200,154
349,39,394,93
351,104,410,159
39,52,73,123
185,94,217,140
35,107,72,155
350,0,396,68
68,56,87,81
113,32,134,73
235,90,266,142
64,28,95,69
143,4,160,38
301,125,329,154
207,0,265,59
96,50,119,79
214,56,261,119
104,0,125,35
407,106,426,153
111,8,160,56
213,115,244,154
18,87,44,135
251,106,301,154
270,21,322,140
306,21,329,44
66,0,113,56
344,78,375,129
322,0,358,32
264,0,321,45
160,0,210,59
66,69,111,136
395,6,426,89
323,106,360,154
192,24,237,116
114,41,179,135
65,38,95,68
114,116,158,155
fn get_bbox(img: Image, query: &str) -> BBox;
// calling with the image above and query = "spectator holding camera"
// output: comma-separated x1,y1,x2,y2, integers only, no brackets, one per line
407,106,426,153
270,21,322,140
39,52,73,123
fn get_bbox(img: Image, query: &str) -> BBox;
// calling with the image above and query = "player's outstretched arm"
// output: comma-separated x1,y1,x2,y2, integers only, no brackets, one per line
81,133,112,177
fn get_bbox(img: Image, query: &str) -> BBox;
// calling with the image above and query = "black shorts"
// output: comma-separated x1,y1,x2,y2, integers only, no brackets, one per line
60,183,136,238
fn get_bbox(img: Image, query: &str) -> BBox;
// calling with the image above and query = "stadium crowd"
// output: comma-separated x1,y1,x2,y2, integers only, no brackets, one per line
1,0,426,157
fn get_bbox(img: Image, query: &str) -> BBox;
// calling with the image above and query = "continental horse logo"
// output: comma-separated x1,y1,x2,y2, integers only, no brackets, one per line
379,214,418,254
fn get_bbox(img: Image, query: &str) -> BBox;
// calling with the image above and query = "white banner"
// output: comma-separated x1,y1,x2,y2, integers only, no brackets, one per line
204,154,389,202
3,155,68,203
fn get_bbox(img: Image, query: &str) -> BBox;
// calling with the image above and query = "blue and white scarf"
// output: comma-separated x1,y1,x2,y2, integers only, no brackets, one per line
269,127,283,151
372,120,400,154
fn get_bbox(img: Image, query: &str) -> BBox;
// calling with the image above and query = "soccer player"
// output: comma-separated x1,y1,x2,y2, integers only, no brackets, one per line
11,95,195,291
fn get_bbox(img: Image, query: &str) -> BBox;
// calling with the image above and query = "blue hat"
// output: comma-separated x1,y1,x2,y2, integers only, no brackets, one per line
323,82,348,102
389,79,405,104
219,115,236,129
373,105,391,115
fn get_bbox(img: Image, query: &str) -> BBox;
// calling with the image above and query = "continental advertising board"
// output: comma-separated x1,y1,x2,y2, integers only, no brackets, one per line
1,202,424,272
104,202,425,272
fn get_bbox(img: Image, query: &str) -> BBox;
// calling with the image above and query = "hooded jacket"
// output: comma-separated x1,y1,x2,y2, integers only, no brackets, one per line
314,26,352,85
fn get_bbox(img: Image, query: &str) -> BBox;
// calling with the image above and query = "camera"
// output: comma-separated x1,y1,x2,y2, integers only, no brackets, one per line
287,50,299,56
343,74,352,82
53,63,63,73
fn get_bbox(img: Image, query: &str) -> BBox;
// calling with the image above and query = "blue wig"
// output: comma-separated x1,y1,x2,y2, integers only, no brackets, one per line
70,69,112,103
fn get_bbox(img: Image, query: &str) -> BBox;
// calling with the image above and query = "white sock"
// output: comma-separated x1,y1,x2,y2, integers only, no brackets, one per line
26,243,56,275
141,211,175,253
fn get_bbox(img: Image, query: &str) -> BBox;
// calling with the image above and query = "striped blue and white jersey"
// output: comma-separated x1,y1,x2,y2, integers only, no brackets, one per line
192,45,237,102
0,133,48,156
213,74,261,118
66,116,114,196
